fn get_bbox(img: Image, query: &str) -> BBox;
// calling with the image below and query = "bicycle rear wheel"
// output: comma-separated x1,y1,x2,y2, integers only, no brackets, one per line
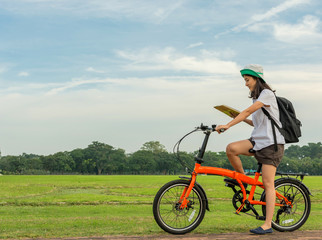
261,178,311,232
153,179,206,234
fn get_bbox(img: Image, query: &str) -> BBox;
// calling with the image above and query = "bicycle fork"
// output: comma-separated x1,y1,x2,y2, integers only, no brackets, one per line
179,173,197,209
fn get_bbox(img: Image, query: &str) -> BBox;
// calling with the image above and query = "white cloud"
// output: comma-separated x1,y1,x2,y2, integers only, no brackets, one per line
251,0,310,22
153,1,184,24
45,78,116,95
18,71,29,77
266,63,322,83
215,0,310,38
116,47,240,75
187,42,204,49
247,15,322,44
273,15,322,43
0,74,243,121
1,0,185,23
85,67,105,74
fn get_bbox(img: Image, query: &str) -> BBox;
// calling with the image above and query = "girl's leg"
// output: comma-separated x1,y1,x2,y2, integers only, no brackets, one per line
261,164,277,230
226,140,254,174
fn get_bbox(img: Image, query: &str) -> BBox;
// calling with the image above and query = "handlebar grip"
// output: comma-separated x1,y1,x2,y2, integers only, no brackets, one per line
220,128,225,133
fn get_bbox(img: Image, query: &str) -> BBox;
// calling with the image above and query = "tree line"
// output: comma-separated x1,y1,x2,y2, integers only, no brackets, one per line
0,141,321,175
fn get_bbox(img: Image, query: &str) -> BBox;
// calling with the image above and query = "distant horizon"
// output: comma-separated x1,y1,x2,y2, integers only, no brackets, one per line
1,139,321,157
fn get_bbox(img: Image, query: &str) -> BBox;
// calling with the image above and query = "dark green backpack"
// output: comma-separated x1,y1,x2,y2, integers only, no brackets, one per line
262,96,302,151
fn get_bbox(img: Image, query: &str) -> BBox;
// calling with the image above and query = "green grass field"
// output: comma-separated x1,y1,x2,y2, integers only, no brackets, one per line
0,175,321,239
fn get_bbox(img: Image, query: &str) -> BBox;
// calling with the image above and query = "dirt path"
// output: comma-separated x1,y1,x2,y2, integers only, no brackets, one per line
44,230,322,240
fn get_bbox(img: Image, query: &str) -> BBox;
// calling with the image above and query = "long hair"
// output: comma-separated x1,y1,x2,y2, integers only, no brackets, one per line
246,75,275,99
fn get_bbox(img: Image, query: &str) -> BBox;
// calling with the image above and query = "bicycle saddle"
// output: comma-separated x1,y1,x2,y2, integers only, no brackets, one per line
249,149,256,153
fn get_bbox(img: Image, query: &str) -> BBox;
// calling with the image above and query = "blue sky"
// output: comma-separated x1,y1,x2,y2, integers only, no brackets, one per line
0,0,321,155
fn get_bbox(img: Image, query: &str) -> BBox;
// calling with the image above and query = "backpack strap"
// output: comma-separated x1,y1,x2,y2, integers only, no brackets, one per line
261,108,279,152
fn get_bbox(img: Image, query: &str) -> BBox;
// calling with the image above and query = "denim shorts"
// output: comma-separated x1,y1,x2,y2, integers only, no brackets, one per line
248,138,284,168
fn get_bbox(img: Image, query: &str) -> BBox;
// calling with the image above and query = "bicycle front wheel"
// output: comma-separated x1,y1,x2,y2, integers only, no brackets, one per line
153,179,206,234
261,178,311,232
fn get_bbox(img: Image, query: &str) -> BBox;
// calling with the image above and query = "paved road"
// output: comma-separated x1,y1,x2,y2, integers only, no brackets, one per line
44,230,322,240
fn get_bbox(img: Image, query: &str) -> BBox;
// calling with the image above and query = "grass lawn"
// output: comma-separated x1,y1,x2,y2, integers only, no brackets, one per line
0,175,321,239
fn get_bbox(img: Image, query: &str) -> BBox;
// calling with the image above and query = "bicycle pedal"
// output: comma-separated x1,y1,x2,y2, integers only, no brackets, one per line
256,216,266,221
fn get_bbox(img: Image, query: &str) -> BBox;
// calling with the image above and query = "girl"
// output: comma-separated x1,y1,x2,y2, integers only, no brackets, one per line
215,64,285,235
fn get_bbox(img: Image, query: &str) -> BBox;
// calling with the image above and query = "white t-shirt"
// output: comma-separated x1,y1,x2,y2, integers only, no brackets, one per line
251,89,285,150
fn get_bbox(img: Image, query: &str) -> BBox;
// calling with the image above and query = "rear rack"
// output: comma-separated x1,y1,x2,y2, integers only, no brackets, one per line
276,172,309,181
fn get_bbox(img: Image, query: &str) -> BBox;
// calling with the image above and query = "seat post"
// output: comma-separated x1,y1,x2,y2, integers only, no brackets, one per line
256,163,262,173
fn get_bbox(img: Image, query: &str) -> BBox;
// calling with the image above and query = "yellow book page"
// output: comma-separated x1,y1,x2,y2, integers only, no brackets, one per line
214,105,241,118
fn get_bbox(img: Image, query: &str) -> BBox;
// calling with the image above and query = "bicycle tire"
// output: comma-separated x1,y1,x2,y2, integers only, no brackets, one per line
153,179,206,234
260,178,311,232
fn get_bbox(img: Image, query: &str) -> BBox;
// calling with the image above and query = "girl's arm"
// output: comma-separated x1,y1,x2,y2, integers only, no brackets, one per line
243,118,253,126
230,112,253,126
216,101,264,132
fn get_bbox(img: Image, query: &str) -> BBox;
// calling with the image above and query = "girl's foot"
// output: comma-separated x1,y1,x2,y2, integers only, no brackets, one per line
250,227,273,234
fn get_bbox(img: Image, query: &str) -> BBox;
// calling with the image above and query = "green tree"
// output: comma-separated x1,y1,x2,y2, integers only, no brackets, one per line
128,150,156,174
22,153,43,173
305,142,322,159
109,148,127,174
285,142,322,159
141,141,167,153
43,152,75,173
284,145,302,159
85,141,114,175
278,156,299,173
81,158,96,174
155,151,175,174
0,155,26,174
70,149,86,173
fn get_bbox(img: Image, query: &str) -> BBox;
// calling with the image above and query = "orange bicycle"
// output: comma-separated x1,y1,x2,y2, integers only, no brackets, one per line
153,124,311,234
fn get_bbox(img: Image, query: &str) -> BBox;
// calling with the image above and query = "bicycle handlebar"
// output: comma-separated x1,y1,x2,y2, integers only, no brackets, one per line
198,123,225,133
199,123,213,131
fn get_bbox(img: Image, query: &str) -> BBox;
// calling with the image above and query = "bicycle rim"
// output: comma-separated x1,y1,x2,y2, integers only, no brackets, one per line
155,182,204,234
262,180,310,231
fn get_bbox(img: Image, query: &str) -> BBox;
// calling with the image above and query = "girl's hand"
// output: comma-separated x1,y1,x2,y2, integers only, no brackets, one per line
215,125,230,134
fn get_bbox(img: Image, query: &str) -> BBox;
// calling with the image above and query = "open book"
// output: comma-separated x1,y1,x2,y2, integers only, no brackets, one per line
214,105,240,118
